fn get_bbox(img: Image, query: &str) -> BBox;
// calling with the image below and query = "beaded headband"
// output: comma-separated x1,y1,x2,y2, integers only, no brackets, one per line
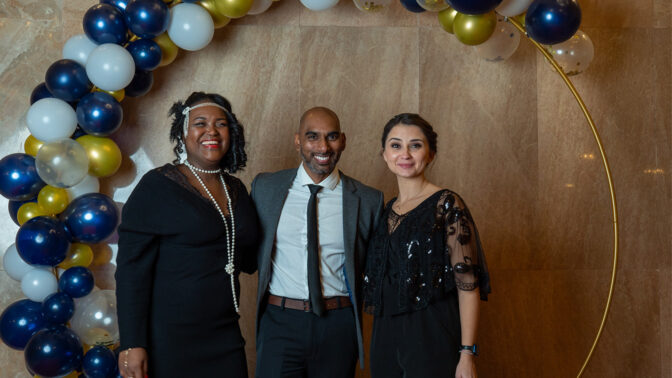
181,102,230,137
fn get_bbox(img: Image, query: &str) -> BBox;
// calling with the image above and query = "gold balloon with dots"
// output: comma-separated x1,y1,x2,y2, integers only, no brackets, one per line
453,11,497,46
438,7,459,34
154,32,179,67
59,243,94,269
76,135,123,178
95,87,125,102
17,202,47,225
215,0,254,19
199,0,231,28
37,185,70,215
24,135,44,157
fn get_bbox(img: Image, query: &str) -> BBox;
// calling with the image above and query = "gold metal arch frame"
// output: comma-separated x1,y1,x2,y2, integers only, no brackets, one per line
506,17,619,378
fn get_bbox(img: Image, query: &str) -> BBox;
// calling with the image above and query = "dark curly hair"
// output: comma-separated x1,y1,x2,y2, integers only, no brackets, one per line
169,92,247,173
381,113,438,154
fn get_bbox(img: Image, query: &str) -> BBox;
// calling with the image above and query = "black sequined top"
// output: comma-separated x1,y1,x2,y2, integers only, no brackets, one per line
363,190,490,316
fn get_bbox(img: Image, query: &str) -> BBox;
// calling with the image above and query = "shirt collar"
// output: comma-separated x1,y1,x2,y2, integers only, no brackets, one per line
296,163,340,191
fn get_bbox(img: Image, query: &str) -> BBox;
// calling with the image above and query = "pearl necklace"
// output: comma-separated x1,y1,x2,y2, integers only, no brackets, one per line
184,160,238,313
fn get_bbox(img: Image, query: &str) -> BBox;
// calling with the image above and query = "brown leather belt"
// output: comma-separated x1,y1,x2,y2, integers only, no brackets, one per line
267,294,352,312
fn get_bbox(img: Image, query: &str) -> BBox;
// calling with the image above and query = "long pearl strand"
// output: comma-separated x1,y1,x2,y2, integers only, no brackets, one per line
184,160,239,313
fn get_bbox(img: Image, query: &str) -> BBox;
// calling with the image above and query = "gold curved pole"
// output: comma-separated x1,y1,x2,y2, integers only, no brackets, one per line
505,17,619,378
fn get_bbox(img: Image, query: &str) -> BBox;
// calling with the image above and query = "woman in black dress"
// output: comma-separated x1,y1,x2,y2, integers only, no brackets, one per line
115,92,259,378
363,114,490,378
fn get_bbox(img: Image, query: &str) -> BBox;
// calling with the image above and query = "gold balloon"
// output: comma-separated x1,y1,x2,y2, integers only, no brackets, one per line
17,202,46,225
453,11,497,46
215,0,253,19
154,33,179,67
76,135,123,178
59,243,94,269
95,87,125,102
37,185,69,214
199,0,231,28
24,135,44,157
438,7,458,34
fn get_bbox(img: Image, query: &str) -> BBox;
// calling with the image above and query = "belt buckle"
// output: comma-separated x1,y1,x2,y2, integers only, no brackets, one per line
302,300,311,312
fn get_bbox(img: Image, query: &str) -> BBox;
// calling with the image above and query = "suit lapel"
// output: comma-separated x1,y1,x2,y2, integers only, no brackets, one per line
341,173,359,268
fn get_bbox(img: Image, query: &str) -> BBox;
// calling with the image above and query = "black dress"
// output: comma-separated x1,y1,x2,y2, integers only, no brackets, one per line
363,190,490,377
115,164,259,378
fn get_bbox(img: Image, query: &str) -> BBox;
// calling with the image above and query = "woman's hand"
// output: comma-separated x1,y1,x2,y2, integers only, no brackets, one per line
455,352,477,378
119,347,148,378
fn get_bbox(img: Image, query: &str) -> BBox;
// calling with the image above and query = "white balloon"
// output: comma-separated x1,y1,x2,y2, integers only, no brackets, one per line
62,34,99,67
71,290,119,346
247,0,273,15
353,0,392,12
495,0,534,17
3,243,34,281
474,18,520,62
86,44,136,91
26,98,78,143
167,4,215,51
35,138,89,188
21,268,58,302
416,0,449,12
299,0,339,11
66,174,100,200
547,30,595,76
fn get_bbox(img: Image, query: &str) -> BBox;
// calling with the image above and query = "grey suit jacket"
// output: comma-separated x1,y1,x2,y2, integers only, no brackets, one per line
250,167,384,366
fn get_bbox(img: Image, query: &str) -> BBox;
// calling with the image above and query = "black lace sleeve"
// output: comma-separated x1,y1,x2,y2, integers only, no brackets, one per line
439,191,491,300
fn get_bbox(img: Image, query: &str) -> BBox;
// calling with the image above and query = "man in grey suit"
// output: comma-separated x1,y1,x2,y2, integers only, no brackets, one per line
251,107,384,378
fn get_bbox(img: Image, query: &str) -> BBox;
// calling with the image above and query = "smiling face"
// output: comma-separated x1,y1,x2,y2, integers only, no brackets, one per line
184,102,230,170
295,108,346,183
382,123,435,179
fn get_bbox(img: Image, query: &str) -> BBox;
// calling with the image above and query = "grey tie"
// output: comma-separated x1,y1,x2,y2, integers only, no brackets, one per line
307,184,324,316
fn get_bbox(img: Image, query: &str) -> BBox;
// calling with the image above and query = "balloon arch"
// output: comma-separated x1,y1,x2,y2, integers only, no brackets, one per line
0,0,615,377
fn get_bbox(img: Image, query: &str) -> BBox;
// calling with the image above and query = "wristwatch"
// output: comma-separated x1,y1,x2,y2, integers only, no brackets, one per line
459,344,479,356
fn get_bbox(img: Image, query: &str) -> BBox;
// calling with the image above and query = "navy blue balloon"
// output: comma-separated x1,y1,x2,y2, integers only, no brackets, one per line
447,0,502,14
126,39,162,71
24,325,83,377
525,0,581,45
8,198,35,226
30,82,54,104
84,3,129,45
125,0,170,39
399,0,425,12
83,346,118,378
16,216,71,266
41,292,75,325
0,299,45,350
61,193,119,243
45,59,93,102
59,267,95,298
100,0,129,12
76,92,124,136
0,153,45,201
125,69,154,97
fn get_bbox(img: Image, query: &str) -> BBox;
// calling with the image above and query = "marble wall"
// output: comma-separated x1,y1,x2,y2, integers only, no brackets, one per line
0,0,670,377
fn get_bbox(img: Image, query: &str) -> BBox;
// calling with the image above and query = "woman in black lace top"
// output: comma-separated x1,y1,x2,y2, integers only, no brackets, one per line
363,113,490,378
115,92,259,378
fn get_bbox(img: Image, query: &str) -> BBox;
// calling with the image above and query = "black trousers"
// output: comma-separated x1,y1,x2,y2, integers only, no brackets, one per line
256,304,358,378
370,297,462,378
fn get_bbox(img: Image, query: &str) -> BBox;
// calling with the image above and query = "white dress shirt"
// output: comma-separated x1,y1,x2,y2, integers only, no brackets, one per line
268,163,348,300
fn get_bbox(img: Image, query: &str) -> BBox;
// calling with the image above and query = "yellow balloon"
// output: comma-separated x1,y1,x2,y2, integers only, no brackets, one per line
17,202,47,225
37,185,69,214
76,135,123,178
154,33,179,67
95,87,125,102
215,0,253,19
24,135,44,157
438,7,458,34
59,243,94,269
453,11,497,46
199,0,231,28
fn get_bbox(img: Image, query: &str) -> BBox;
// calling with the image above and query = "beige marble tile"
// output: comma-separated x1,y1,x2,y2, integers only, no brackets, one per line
580,0,671,28
233,0,302,26
419,25,539,270
299,26,420,193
